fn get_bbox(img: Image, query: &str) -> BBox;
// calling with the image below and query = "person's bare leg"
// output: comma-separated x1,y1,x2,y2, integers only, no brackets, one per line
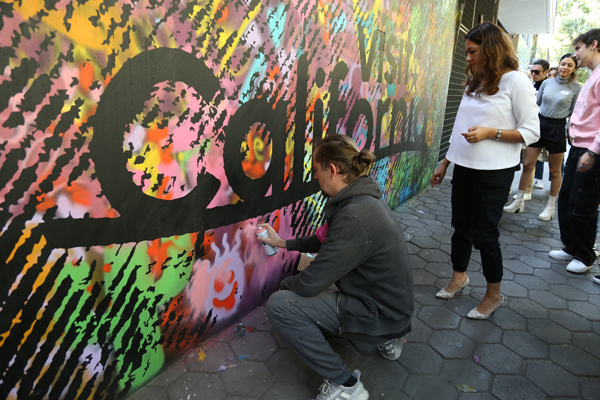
548,152,564,197
519,147,543,192
444,270,467,292
475,282,502,314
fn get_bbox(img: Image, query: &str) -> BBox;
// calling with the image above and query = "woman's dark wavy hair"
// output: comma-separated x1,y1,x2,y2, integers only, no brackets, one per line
559,53,579,84
314,135,375,183
464,22,519,97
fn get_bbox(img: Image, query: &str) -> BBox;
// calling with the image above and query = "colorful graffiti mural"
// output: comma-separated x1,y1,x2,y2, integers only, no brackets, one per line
0,0,457,398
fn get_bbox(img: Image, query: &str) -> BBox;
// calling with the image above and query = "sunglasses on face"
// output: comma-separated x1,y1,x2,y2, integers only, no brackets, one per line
530,70,542,75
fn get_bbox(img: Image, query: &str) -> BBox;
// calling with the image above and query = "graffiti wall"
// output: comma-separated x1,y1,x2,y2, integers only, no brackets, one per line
0,0,457,398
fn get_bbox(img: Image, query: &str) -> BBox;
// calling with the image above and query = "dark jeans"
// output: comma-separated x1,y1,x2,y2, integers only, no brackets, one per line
558,146,600,266
451,165,515,283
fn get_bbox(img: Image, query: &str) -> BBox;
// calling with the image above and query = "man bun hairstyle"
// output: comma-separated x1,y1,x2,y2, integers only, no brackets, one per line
314,135,375,183
573,28,600,51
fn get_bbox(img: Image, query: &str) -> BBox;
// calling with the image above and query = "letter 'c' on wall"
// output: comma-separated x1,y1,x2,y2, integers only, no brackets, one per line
89,48,221,222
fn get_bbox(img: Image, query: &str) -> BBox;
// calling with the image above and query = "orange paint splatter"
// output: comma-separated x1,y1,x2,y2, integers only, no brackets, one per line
103,263,111,273
213,281,238,310
64,183,92,206
147,126,169,142
79,62,95,92
86,284,93,292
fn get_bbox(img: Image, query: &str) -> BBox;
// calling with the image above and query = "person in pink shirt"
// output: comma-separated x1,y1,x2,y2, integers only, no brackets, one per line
549,28,600,276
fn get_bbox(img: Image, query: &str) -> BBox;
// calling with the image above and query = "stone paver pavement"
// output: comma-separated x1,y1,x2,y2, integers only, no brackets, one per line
130,168,600,400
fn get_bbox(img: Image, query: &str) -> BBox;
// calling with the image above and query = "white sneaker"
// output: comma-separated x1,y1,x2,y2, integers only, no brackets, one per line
315,370,369,400
549,249,574,261
593,275,600,285
566,259,592,274
512,192,532,201
377,336,406,360
534,179,544,189
594,242,599,258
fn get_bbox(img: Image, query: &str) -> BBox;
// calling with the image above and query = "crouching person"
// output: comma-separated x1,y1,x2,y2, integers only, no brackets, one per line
258,135,414,400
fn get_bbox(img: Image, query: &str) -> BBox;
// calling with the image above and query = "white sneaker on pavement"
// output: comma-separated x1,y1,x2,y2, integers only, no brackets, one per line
534,179,544,189
315,370,369,400
593,275,600,285
549,249,575,261
566,259,592,274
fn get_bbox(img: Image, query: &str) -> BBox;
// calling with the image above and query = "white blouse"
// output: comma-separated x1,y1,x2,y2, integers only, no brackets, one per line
446,71,540,170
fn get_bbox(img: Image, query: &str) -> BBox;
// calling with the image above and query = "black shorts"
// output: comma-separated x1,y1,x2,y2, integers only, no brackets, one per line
529,114,567,153
529,136,567,153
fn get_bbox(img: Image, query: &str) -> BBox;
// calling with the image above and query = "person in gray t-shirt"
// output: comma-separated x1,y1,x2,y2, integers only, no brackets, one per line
504,53,582,220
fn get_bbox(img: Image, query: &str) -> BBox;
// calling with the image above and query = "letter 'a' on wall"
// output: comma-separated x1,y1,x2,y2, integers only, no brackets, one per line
0,0,457,397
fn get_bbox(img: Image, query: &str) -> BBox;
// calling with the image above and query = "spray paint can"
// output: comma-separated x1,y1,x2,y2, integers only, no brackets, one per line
256,226,278,256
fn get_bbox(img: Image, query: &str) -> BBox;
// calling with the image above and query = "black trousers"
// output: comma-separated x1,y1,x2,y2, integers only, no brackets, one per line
451,165,515,283
558,146,600,266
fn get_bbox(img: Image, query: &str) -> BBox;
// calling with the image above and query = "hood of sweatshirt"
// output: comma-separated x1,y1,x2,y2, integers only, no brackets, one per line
324,176,382,211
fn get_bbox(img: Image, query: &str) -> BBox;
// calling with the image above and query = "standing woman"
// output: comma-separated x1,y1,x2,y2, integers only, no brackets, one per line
504,53,582,219
430,22,540,319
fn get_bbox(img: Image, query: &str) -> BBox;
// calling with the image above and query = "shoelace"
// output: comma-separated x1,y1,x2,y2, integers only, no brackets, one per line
316,381,337,399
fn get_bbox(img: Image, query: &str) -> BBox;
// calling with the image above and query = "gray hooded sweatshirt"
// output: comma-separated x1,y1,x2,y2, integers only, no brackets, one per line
282,176,414,337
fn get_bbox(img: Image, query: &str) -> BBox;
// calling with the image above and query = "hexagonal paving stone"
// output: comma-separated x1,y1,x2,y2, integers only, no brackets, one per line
502,331,548,359
403,374,459,400
146,360,188,387
475,344,522,374
218,361,275,397
445,296,480,317
525,360,579,397
458,319,502,344
489,307,527,330
398,343,443,374
425,262,454,278
499,281,527,298
535,269,568,284
429,330,476,358
407,318,433,343
405,226,433,237
167,371,226,400
550,344,600,376
505,244,535,256
568,301,600,320
548,309,592,332
582,378,600,400
572,332,600,359
491,375,549,400
527,319,571,344
419,248,449,262
439,359,492,392
568,278,600,294
411,269,437,286
514,274,549,291
409,254,428,269
266,349,314,383
358,355,409,395
186,341,237,373
229,331,278,361
413,286,448,306
528,290,568,309
510,298,548,319
261,381,314,400
418,306,461,329
411,236,441,249
503,260,534,274
240,306,273,331
549,284,588,301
